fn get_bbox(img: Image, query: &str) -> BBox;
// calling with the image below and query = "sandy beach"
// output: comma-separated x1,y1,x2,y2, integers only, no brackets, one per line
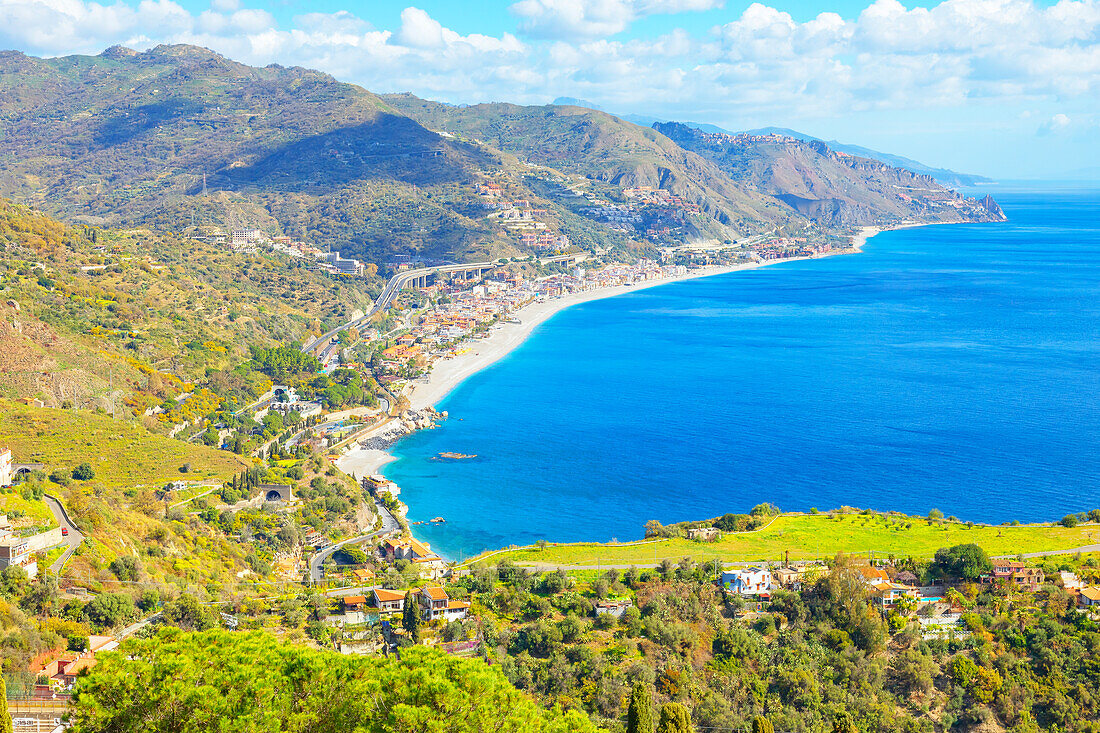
406,230,877,412
337,227,880,484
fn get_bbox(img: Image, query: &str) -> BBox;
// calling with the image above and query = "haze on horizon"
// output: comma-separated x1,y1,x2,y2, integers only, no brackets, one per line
1,0,1097,181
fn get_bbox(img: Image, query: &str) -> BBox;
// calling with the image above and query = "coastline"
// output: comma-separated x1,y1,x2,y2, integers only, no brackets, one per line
406,228,878,414
335,227,880,509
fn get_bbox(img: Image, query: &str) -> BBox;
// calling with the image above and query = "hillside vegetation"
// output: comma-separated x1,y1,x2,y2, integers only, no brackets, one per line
0,46,517,262
69,629,602,732
382,95,793,237
0,398,263,584
0,46,1004,266
0,399,246,490
486,511,1100,567
0,197,381,408
655,122,1006,227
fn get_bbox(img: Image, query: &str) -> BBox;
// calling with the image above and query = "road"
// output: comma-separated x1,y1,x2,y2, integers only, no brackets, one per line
994,544,1100,559
43,494,82,574
301,262,495,355
309,500,399,583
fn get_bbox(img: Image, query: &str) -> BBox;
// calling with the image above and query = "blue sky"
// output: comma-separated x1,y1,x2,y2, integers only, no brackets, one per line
1,0,1098,179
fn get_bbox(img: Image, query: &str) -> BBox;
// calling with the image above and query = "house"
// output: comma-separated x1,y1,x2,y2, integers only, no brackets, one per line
0,448,11,487
412,555,447,581
0,537,37,578
351,568,376,584
340,595,369,625
342,595,367,612
772,566,805,590
32,650,100,689
1079,587,1100,608
870,581,918,610
372,588,406,613
721,567,772,596
988,561,1045,592
594,599,633,618
686,527,720,542
382,538,440,566
416,585,470,622
858,566,891,583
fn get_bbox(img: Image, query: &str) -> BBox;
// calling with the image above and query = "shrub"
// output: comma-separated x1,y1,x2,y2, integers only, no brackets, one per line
71,463,95,481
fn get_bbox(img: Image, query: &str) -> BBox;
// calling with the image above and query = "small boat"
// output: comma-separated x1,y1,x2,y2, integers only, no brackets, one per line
430,517,446,524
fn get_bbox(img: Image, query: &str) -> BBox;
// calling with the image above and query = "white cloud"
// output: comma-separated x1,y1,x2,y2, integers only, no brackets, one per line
510,0,722,40
1038,112,1072,134
0,0,1096,141
396,6,446,48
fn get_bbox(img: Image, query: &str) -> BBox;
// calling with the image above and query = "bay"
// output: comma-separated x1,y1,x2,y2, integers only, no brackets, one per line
385,190,1100,560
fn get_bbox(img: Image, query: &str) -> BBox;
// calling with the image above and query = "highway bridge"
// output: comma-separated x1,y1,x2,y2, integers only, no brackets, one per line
301,261,496,356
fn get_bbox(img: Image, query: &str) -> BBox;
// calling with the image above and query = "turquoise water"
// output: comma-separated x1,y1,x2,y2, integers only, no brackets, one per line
386,191,1100,560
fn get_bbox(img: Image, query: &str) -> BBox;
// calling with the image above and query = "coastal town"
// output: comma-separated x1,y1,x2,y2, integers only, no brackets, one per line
0,191,1090,730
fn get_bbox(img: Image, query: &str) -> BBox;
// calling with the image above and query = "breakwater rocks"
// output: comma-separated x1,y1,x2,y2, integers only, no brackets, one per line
359,407,447,450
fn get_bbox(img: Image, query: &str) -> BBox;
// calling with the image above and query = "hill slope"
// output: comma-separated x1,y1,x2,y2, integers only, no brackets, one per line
382,95,794,238
0,198,381,408
742,127,993,187
0,45,510,262
654,122,1005,227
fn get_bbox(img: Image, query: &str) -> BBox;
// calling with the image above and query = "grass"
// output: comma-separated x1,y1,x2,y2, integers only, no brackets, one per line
0,399,249,491
0,487,56,525
480,512,1100,567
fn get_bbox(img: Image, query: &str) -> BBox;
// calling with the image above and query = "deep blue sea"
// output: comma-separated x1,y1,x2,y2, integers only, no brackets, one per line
386,190,1100,560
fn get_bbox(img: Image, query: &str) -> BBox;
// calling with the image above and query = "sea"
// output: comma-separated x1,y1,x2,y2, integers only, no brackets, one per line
384,189,1100,560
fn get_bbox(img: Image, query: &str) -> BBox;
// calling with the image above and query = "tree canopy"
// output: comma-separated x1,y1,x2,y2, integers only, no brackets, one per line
249,345,320,381
69,629,600,732
933,543,992,580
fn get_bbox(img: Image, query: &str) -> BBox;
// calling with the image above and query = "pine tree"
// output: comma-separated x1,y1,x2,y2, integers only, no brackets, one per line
402,591,421,643
833,712,859,733
626,682,654,733
0,673,11,733
656,702,692,733
752,717,774,733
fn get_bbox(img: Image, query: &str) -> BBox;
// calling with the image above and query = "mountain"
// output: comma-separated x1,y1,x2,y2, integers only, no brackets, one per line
0,45,512,263
621,114,736,137
742,127,992,187
382,94,797,238
551,96,603,110
653,122,1005,227
0,45,1001,261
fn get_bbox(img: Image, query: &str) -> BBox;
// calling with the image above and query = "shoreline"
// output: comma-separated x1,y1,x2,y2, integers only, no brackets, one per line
405,228,878,413
335,227,882,543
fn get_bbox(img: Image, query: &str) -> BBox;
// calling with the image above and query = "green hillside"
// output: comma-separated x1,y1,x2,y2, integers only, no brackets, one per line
0,46,511,262
382,95,794,237
0,197,384,408
483,511,1100,567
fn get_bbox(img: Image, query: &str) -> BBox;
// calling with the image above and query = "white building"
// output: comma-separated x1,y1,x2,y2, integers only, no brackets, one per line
230,229,264,247
722,567,773,596
0,448,11,487
417,585,470,622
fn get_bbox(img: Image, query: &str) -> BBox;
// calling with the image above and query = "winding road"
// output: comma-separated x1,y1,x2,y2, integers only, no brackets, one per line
43,494,82,574
308,499,399,583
